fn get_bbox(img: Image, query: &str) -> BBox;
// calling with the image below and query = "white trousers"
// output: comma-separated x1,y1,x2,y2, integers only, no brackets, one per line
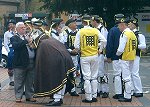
71,55,78,70
97,54,109,93
120,60,134,99
80,55,99,100
112,60,122,94
71,55,78,92
131,56,143,93
53,84,66,102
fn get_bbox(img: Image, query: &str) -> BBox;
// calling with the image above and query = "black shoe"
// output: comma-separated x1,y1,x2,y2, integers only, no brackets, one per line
9,81,14,86
0,83,1,90
82,99,92,103
49,99,63,104
102,92,109,98
97,92,100,97
118,98,132,102
26,98,36,102
133,93,143,97
46,101,62,106
113,94,123,99
70,91,79,96
92,98,97,102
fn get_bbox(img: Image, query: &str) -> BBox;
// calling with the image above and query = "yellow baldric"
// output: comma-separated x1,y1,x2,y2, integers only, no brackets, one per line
80,28,99,57
121,31,137,60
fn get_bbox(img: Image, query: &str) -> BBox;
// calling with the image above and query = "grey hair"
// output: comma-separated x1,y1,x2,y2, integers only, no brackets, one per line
16,22,24,28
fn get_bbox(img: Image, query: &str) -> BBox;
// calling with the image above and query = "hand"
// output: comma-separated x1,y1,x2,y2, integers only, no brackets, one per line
98,49,102,55
107,58,112,63
76,70,80,77
141,49,147,53
71,49,78,54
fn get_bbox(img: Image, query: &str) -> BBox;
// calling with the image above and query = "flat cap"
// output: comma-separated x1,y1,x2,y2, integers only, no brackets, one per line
65,18,76,26
8,19,16,24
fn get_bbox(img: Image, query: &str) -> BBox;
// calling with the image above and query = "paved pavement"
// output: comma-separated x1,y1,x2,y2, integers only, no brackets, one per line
0,57,150,107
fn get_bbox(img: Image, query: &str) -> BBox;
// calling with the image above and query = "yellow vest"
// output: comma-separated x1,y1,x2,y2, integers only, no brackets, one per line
121,31,137,60
80,28,99,57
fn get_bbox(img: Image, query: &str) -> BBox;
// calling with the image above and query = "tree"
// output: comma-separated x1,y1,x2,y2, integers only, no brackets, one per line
39,0,150,28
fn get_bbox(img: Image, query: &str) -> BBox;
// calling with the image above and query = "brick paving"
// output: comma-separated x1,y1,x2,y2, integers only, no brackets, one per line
0,68,148,107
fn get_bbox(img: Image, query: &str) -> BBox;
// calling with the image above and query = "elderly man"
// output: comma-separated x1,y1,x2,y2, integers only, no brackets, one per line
10,22,36,103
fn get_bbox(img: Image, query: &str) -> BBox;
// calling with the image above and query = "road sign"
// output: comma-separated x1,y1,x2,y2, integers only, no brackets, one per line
22,14,28,20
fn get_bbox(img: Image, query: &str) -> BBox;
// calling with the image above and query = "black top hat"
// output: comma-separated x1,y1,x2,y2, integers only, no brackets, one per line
114,14,127,24
65,18,76,26
81,15,91,25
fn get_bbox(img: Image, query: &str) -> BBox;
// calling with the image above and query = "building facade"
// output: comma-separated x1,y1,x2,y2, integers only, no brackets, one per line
0,0,20,35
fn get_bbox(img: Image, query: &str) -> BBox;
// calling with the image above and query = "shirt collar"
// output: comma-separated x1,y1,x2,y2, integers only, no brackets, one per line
52,28,57,33
67,28,77,33
133,28,138,32
97,23,102,29
123,28,130,32
84,25,91,28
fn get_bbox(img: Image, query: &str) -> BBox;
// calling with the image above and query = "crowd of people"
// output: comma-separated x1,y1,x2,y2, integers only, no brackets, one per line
0,13,146,106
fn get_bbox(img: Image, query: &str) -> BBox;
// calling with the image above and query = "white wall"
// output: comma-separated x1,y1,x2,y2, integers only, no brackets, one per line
137,13,150,44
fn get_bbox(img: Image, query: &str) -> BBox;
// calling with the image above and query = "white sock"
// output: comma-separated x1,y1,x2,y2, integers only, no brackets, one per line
9,76,14,82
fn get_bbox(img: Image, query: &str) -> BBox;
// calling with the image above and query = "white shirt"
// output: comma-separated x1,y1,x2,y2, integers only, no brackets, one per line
4,30,14,53
51,28,64,44
116,28,131,56
133,29,146,50
97,23,108,40
74,26,107,52
63,28,77,42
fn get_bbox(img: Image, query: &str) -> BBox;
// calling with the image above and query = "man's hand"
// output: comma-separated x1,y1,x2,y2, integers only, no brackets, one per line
71,49,78,54
107,58,112,63
98,49,102,55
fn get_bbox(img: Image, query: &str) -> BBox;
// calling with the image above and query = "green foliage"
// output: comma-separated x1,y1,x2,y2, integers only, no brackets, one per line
39,0,149,15
39,0,150,28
